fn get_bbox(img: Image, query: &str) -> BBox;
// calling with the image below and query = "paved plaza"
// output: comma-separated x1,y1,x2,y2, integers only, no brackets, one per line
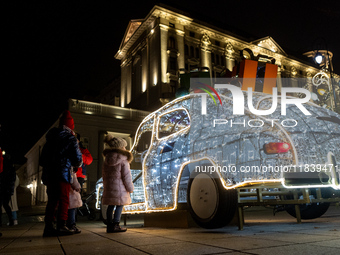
1,205,339,255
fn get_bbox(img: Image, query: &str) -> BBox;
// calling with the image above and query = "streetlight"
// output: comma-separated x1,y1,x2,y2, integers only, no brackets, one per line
304,37,338,111
314,53,323,65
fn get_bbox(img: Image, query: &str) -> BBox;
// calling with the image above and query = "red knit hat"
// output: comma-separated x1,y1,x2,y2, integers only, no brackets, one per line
59,110,75,130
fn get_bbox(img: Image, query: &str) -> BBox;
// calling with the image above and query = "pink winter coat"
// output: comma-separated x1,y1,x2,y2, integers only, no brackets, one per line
102,148,134,205
68,173,82,209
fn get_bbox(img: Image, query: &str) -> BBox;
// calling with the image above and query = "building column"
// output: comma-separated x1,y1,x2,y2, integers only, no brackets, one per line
225,56,235,72
200,33,212,73
290,67,298,88
160,24,169,84
176,30,185,71
120,63,126,107
277,66,283,93
201,48,212,72
225,42,235,72
306,72,313,93
126,63,132,104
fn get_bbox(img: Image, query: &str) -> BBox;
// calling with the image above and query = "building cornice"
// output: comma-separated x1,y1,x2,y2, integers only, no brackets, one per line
115,4,338,77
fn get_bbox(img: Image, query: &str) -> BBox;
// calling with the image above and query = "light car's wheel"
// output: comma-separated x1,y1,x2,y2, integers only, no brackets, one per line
187,172,237,229
286,188,331,220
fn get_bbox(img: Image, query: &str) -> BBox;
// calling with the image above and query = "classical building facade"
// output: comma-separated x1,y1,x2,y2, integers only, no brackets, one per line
115,4,339,111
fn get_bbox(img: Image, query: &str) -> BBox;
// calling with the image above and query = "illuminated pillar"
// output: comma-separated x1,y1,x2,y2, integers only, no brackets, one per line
141,45,148,92
200,33,212,72
277,66,282,93
126,63,132,104
201,48,211,72
160,24,169,84
225,56,235,72
176,30,185,70
306,72,313,93
290,67,298,87
120,63,127,107
225,42,235,72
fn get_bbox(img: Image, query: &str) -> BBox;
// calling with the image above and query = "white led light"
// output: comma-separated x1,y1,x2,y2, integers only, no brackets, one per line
97,91,340,214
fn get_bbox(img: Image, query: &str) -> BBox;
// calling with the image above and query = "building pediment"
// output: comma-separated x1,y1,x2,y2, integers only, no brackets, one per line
251,36,287,56
121,20,143,48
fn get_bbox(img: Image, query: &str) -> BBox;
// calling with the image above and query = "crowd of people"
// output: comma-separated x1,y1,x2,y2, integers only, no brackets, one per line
1,109,134,237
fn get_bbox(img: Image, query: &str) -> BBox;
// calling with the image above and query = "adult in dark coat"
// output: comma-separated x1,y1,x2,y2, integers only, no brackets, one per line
40,110,83,237
0,153,16,227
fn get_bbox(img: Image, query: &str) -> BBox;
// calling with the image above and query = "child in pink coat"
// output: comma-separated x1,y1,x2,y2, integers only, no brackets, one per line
102,135,134,233
67,172,82,233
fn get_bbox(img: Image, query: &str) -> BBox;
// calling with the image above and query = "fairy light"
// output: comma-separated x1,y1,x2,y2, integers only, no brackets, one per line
124,94,290,213
156,107,191,141
96,91,339,214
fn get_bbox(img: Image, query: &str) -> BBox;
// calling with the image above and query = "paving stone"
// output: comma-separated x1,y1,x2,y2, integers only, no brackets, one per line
192,236,293,251
310,239,340,248
248,231,338,244
250,243,339,255
135,242,231,255
0,205,339,254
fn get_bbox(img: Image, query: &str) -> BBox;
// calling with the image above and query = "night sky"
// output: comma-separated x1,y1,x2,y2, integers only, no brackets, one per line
2,0,340,164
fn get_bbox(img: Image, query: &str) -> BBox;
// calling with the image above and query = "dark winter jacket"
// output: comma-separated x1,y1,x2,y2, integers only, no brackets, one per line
0,156,16,195
40,126,83,184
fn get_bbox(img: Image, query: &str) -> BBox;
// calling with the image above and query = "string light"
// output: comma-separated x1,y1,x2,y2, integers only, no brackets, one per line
96,91,340,214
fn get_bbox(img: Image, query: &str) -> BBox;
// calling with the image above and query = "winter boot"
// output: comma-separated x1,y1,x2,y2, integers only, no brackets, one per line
69,224,81,234
106,222,115,233
113,222,127,233
43,221,58,237
57,220,74,236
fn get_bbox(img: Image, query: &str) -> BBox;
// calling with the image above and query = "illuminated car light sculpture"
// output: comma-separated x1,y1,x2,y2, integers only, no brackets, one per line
96,89,340,228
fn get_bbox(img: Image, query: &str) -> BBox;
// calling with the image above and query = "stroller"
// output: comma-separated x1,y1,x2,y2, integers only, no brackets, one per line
77,190,97,220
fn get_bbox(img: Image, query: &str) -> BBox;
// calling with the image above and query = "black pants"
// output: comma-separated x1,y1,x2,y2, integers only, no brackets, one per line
0,193,13,224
